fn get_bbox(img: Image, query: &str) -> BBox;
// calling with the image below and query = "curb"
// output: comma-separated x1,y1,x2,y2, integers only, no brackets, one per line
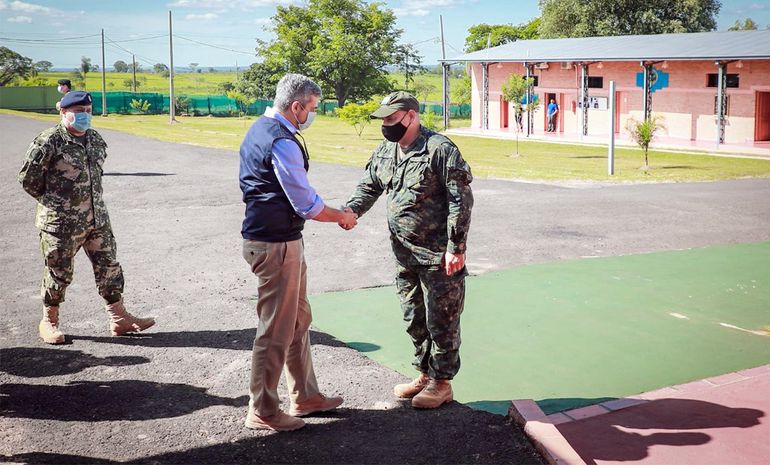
508,364,770,465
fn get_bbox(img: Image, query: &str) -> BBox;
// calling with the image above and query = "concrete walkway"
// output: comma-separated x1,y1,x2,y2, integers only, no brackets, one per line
446,127,770,159
511,364,770,465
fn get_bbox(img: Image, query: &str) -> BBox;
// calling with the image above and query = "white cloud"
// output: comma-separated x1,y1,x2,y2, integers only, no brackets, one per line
185,12,218,20
393,0,464,18
0,1,6,10
253,17,271,24
7,14,32,22
750,2,766,10
169,0,298,9
9,0,52,14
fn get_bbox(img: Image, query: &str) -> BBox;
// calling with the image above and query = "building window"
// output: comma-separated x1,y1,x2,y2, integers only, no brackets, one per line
707,74,740,88
587,76,604,88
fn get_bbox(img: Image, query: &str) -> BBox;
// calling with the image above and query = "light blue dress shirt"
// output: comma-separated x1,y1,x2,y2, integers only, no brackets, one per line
264,107,325,220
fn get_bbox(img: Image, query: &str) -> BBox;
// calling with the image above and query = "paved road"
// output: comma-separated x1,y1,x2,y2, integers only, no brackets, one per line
2,114,769,464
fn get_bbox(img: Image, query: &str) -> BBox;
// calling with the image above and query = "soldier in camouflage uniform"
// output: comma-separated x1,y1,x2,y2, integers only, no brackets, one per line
18,91,155,344
345,91,473,409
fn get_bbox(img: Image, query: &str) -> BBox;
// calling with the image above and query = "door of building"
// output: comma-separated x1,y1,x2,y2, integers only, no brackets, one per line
544,92,557,132
755,92,770,142
500,98,509,129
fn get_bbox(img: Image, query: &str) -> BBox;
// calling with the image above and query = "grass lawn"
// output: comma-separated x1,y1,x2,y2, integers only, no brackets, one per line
4,109,770,182
24,71,462,102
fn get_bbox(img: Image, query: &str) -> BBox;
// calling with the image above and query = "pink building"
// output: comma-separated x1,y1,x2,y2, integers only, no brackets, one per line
447,30,770,146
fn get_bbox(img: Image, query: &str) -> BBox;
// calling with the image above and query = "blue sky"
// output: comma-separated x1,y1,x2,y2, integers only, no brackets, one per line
1,0,769,68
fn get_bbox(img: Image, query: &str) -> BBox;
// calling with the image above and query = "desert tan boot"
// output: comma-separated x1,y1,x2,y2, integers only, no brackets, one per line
39,305,65,344
289,394,343,417
411,379,453,409
393,373,430,398
244,409,306,432
105,299,155,336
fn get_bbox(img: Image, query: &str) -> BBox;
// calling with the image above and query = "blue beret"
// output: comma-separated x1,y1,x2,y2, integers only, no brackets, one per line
60,91,92,108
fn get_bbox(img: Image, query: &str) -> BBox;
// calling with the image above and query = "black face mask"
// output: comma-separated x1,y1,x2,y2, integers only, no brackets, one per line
381,112,410,142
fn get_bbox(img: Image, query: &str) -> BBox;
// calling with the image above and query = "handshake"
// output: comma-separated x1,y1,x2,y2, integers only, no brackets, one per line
338,207,358,230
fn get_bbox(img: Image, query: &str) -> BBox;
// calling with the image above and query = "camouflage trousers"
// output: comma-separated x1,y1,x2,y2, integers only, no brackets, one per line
39,224,124,306
395,259,466,380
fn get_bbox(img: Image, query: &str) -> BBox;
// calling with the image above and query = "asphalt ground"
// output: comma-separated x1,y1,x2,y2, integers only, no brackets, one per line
1,114,770,464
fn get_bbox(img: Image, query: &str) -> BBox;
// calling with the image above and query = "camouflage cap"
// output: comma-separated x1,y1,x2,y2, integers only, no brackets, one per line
370,91,419,119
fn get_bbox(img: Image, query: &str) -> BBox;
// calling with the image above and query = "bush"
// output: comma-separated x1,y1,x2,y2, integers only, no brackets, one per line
336,101,380,137
421,109,440,131
129,98,151,114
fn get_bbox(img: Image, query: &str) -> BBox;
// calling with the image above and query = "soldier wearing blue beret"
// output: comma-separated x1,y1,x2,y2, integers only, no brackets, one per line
18,91,156,344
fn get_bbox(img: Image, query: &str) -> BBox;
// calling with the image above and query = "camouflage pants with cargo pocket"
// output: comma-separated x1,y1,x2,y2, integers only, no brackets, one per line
40,224,124,306
395,259,466,380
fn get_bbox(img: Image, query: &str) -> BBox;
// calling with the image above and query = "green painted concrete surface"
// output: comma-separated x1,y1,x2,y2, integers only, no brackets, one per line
311,242,770,416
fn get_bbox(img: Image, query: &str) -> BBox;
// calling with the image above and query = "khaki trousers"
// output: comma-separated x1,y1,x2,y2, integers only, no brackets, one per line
242,238,319,417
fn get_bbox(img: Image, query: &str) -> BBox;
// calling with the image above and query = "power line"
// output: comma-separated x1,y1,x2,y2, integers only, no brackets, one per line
174,34,255,56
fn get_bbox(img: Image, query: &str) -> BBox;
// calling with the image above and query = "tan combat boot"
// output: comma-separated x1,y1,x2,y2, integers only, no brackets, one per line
39,305,65,344
393,373,430,398
105,299,155,336
411,379,453,409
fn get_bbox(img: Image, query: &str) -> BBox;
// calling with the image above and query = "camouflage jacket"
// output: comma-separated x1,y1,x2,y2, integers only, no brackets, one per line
346,126,473,266
18,124,111,234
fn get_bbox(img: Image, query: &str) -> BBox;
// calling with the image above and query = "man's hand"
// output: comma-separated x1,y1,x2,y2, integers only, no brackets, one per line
444,251,465,276
339,207,358,230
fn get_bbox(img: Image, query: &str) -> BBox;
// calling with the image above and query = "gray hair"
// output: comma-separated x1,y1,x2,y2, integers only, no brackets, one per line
273,74,322,111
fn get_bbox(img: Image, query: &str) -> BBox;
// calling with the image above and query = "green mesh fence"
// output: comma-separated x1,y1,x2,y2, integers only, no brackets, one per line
2,87,471,118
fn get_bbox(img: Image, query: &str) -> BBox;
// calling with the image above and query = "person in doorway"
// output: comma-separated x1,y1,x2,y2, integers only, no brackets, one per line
239,73,356,432
547,98,559,132
18,90,156,345
344,91,474,410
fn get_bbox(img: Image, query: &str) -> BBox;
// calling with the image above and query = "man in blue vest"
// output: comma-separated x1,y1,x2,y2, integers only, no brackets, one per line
239,74,357,432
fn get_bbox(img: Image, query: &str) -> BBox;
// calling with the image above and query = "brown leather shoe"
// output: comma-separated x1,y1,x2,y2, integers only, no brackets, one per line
244,409,305,432
289,394,343,417
411,379,453,409
393,373,430,398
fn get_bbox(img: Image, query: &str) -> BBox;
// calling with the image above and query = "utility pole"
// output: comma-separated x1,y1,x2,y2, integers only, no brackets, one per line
100,28,107,116
132,54,137,93
235,59,239,81
168,10,176,123
440,15,450,130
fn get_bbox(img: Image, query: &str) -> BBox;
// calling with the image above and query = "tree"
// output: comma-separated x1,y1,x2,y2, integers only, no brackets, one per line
189,62,199,73
236,62,282,101
257,0,402,107
501,74,537,155
336,100,379,137
80,56,92,88
69,70,85,89
728,18,758,31
451,75,471,106
153,63,169,74
395,43,422,91
0,47,36,86
226,89,256,117
538,0,721,38
128,62,143,73
626,115,666,169
113,60,129,72
464,19,541,52
34,60,53,72
413,81,437,103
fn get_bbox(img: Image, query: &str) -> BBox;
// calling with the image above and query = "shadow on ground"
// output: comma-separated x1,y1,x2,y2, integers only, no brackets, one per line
555,398,764,464
4,402,543,464
0,380,248,421
0,347,149,377
70,329,348,351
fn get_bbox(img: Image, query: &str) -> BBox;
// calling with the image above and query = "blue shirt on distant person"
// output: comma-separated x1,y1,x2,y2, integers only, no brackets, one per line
547,102,558,117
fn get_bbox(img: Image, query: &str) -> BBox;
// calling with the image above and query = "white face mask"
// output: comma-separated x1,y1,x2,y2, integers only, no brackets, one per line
57,85,65,94
299,111,316,131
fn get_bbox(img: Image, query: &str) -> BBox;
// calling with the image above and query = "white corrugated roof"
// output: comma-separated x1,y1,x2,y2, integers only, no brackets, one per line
444,30,770,63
